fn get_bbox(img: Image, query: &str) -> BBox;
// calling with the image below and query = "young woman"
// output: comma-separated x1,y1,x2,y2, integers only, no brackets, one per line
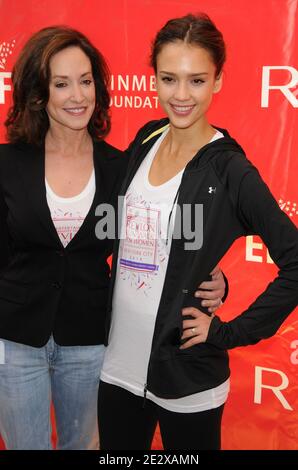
0,26,226,450
98,14,298,450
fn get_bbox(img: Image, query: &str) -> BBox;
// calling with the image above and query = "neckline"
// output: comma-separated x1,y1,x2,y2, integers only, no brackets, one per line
144,128,185,191
45,169,95,203
145,128,224,190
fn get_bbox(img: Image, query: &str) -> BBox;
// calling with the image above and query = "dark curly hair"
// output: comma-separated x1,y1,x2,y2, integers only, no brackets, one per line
5,25,111,146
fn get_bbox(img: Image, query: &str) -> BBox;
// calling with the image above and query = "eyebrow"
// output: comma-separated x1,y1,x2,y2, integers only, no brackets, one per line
51,72,92,79
159,71,209,76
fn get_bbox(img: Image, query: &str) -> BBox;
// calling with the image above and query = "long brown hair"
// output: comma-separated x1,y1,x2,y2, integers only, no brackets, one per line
5,26,111,146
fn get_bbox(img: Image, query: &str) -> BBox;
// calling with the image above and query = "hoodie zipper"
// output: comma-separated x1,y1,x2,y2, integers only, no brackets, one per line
165,187,180,246
143,383,148,408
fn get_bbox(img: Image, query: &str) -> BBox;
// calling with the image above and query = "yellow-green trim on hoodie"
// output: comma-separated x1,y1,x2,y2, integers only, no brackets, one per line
141,124,170,144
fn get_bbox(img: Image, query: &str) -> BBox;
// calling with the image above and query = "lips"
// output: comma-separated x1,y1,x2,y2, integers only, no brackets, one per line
170,104,195,116
63,107,87,116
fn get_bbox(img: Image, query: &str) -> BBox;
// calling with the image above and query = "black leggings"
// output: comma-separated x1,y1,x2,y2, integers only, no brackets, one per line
98,381,224,450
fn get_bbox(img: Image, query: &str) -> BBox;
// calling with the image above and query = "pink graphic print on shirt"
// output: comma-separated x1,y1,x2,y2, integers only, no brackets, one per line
119,193,168,294
51,208,84,247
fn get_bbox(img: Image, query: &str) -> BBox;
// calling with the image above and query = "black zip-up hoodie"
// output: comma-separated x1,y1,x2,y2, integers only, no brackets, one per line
105,118,298,399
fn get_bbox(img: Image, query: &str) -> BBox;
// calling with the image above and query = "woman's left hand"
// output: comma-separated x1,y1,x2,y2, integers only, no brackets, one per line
194,264,225,313
180,307,213,349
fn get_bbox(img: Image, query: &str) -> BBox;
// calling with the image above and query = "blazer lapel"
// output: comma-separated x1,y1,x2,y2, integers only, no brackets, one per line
15,142,63,247
15,139,119,251
66,139,126,249
62,140,106,249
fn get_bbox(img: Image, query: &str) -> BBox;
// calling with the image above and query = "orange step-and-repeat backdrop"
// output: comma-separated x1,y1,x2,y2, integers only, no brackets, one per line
0,0,297,450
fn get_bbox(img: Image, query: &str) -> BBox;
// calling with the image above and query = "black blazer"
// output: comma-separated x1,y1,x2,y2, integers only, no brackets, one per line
0,140,128,347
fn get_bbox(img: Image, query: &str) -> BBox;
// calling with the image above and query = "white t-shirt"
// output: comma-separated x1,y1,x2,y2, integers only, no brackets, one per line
46,170,95,247
101,129,229,412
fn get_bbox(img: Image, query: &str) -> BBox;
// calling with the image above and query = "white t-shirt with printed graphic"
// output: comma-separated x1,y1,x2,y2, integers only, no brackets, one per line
101,130,229,412
46,170,95,248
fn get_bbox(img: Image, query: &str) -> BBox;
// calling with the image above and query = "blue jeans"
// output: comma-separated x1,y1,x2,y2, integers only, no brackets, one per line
0,336,105,450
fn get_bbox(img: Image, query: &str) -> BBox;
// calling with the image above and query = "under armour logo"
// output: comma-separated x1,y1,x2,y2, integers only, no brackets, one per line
208,186,216,194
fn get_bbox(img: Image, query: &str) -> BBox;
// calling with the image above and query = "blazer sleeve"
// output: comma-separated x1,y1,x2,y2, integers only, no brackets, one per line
0,175,11,273
207,159,298,349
